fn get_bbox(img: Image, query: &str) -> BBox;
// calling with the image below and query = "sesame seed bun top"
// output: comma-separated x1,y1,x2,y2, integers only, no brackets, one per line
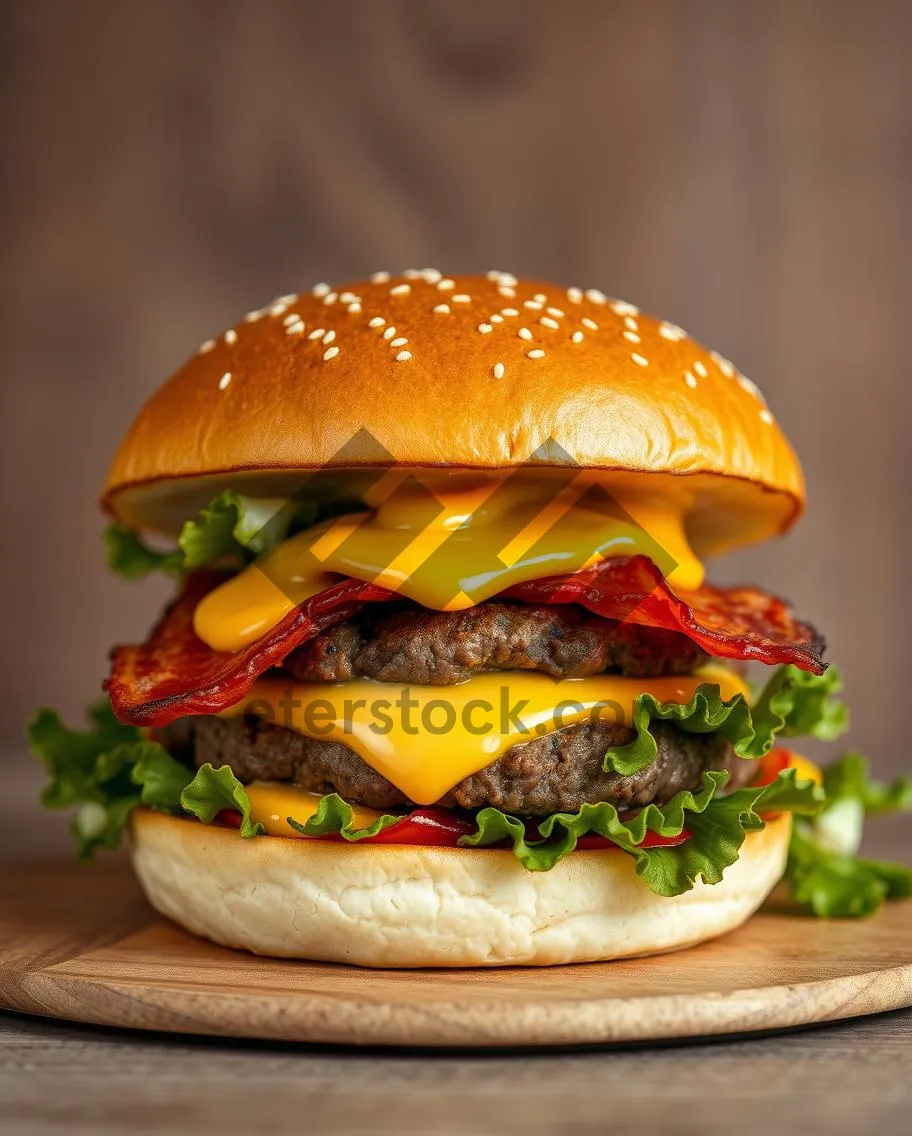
102,270,805,556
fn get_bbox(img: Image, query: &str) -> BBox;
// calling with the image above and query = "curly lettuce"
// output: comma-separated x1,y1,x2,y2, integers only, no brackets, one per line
27,703,261,855
784,752,912,916
104,490,322,579
603,664,847,776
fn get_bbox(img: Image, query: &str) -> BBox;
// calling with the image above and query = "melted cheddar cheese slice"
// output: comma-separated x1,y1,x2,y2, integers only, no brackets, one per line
221,665,749,806
194,472,705,653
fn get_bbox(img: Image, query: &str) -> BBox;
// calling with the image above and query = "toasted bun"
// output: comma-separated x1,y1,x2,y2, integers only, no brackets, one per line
129,809,790,968
103,271,803,553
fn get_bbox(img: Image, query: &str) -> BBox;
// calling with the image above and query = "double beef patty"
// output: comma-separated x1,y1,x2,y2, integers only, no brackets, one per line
160,602,747,815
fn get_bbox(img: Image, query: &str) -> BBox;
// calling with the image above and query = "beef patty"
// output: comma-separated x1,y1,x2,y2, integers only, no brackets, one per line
283,602,706,684
162,714,754,815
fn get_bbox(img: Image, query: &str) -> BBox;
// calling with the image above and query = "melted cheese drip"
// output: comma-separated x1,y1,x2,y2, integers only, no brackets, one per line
194,472,705,653
221,665,748,806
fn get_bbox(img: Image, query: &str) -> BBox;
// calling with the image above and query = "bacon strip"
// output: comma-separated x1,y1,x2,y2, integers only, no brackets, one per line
105,572,392,726
106,556,825,726
502,556,826,674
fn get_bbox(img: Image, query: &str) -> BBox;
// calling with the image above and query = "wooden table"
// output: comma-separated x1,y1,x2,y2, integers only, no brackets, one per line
4,781,912,1134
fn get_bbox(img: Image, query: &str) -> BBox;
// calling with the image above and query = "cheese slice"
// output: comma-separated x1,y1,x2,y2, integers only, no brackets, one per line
194,471,705,653
221,665,749,806
244,782,384,837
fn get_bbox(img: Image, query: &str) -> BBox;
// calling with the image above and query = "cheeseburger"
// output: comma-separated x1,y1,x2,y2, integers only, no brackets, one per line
31,271,912,967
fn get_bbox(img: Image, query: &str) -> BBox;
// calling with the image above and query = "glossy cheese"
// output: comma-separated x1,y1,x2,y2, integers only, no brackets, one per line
194,472,705,653
245,782,383,836
221,665,749,806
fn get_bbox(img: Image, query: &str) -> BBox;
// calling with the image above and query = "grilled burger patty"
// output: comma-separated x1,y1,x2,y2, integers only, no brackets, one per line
162,714,753,815
283,602,707,684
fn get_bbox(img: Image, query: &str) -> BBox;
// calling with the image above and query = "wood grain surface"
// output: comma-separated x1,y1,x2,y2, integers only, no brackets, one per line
3,856,911,1049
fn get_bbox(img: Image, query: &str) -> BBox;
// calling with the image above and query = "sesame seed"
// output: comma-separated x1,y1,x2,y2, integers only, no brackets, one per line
711,350,735,377
478,323,493,334
339,291,358,303
283,313,302,327
684,371,697,389
523,300,543,310
422,268,442,283
218,371,232,390
498,286,516,298
490,313,504,323
437,279,455,290
694,361,708,378
390,283,410,296
586,289,608,304
224,328,237,345
486,270,502,281
276,293,298,306
243,310,263,323
540,316,559,330
527,349,545,359
323,346,340,361
433,304,451,314
658,321,686,341
451,294,471,303
396,350,413,362
500,273,518,286
501,308,519,317
383,326,397,340
404,269,422,279
368,316,385,328
623,331,641,343
200,338,216,353
323,291,338,305
760,408,774,424
308,328,325,340
348,303,362,314
391,337,408,347
624,316,638,331
322,329,336,345
571,331,584,344
312,282,331,297
533,293,547,302
285,321,304,335
371,271,390,284
547,307,565,318
493,362,505,379
631,353,649,367
269,303,288,317
567,287,583,303
738,374,764,399
582,317,598,331
610,299,638,316
518,327,534,341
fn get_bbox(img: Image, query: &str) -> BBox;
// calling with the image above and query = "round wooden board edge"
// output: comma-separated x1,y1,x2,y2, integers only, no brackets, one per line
6,959,912,1048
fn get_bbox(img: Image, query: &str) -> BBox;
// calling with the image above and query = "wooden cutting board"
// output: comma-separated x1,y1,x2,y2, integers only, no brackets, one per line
2,856,911,1048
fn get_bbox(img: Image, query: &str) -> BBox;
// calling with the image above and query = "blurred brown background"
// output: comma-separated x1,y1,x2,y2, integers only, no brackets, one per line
2,0,910,856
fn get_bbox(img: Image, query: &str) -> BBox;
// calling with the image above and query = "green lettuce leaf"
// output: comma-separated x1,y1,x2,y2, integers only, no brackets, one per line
782,751,912,916
104,490,321,580
285,792,403,840
27,703,266,853
460,769,823,891
180,764,265,838
604,664,847,776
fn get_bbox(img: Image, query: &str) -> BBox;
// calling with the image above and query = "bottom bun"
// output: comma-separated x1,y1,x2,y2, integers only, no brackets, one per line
129,810,790,968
